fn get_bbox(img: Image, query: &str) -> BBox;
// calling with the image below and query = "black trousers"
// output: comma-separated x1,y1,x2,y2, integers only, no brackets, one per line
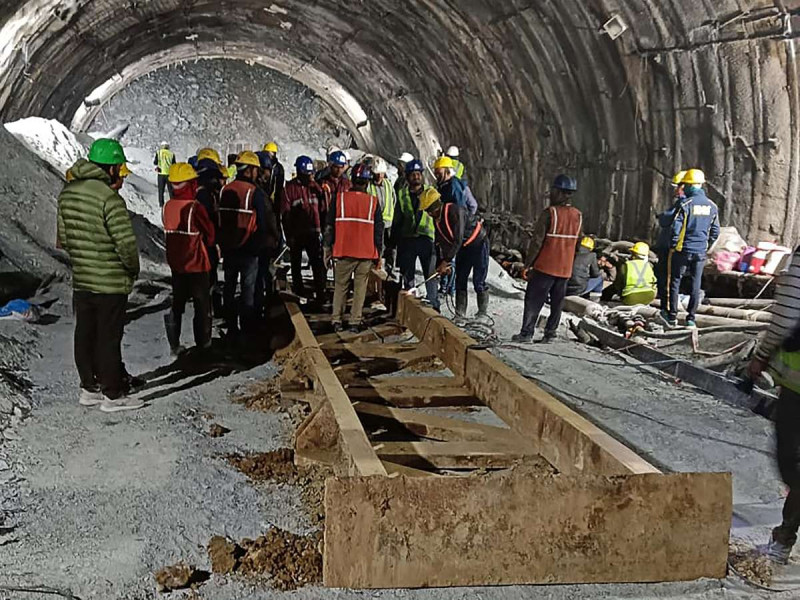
73,291,127,399
157,174,169,207
172,271,212,348
289,234,326,300
255,250,276,317
519,271,568,337
773,387,800,546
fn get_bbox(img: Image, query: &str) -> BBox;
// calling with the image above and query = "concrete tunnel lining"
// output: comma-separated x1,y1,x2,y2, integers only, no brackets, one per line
1,1,800,247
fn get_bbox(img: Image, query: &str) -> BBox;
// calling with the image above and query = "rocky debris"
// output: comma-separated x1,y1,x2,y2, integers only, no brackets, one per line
207,529,323,591
90,58,350,168
208,423,230,438
227,449,328,525
232,380,310,426
154,562,210,593
729,542,774,587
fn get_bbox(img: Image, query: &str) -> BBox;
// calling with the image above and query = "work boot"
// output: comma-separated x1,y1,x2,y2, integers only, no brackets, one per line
164,312,183,356
657,310,677,328
476,291,489,319
511,333,533,343
540,332,557,344
766,535,794,565
100,395,145,413
347,321,364,333
455,290,468,319
333,322,344,333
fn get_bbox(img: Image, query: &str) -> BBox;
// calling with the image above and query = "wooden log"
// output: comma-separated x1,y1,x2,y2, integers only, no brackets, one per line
373,441,536,469
397,294,660,476
323,472,732,588
705,298,772,309
647,300,771,322
345,379,480,407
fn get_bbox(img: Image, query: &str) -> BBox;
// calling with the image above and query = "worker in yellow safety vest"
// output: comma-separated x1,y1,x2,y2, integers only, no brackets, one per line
601,242,657,305
153,141,176,207
445,146,467,182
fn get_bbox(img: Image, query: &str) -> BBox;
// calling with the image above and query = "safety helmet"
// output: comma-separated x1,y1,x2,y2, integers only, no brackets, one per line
168,162,198,184
235,151,261,168
405,159,424,174
553,174,578,192
671,170,687,187
446,146,459,158
329,150,347,167
160,141,169,148
295,155,315,174
256,150,274,170
398,152,414,163
197,147,222,165
373,158,387,175
631,242,650,258
88,138,127,166
263,141,279,153
580,237,595,251
419,187,442,212
120,163,132,178
344,150,352,162
351,163,372,181
196,157,226,176
682,168,705,185
434,156,454,170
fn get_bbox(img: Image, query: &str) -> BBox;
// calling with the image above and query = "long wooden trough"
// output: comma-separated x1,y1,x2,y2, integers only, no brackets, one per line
277,292,732,589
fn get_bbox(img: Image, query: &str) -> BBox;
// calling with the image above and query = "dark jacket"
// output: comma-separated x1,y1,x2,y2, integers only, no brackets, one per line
567,247,601,296
282,178,324,239
225,176,279,257
268,160,285,211
438,177,467,210
654,197,682,251
671,187,720,254
58,159,140,294
433,203,486,263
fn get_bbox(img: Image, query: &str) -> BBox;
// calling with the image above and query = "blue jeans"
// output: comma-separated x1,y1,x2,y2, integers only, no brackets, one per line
455,239,489,293
398,237,439,311
584,276,604,295
654,248,669,308
223,253,258,331
668,251,705,321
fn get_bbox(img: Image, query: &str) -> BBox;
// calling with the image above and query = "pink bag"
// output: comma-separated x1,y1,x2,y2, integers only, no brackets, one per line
713,250,741,272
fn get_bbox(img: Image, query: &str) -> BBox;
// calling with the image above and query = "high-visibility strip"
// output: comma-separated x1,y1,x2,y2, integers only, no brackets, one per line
218,208,254,214
443,204,455,241
336,218,375,224
464,221,483,246
544,207,581,238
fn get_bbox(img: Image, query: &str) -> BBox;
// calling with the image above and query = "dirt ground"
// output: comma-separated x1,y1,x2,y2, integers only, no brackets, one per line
1,288,798,599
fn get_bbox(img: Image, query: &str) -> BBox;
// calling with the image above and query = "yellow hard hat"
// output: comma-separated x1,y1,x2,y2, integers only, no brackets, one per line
235,151,261,168
672,170,687,186
433,156,454,170
263,141,278,153
197,147,222,165
631,242,650,257
120,163,132,178
580,236,595,251
682,168,705,185
168,162,199,183
419,187,442,211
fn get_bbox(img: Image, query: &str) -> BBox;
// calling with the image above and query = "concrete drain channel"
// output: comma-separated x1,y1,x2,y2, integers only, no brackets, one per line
272,292,732,589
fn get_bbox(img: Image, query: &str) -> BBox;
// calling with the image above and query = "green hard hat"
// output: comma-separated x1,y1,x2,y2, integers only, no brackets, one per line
88,138,127,166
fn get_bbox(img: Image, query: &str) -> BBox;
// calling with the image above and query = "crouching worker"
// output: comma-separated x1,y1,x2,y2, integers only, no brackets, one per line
163,163,216,356
567,237,604,298
601,242,657,305
421,187,490,319
323,163,384,333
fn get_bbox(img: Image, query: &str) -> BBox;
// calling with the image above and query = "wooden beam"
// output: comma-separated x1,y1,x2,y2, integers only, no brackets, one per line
345,380,480,408
284,301,387,477
317,323,404,346
381,461,439,478
396,294,660,476
323,472,732,588
373,441,536,469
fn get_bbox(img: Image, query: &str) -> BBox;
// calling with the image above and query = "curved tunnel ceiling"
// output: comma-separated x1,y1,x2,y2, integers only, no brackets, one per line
1,0,800,245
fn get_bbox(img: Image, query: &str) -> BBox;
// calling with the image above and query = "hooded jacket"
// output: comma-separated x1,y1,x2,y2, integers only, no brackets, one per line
57,159,140,294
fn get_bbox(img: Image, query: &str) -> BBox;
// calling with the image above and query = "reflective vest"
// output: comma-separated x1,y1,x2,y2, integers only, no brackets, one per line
452,159,466,180
157,149,174,175
621,258,656,306
333,191,379,260
397,186,435,240
162,199,210,273
368,178,395,226
217,180,258,251
533,204,582,278
771,349,800,394
227,165,237,183
435,203,483,248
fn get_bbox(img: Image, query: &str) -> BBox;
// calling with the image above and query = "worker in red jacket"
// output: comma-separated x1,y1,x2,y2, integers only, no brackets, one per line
323,163,384,332
162,163,216,355
281,156,327,304
512,175,582,343
318,150,351,226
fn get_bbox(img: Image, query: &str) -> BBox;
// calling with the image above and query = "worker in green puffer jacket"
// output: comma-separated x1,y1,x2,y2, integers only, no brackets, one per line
57,138,144,413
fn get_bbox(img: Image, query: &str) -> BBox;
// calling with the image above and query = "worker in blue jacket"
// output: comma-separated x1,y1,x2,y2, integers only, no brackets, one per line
654,170,687,308
662,169,720,328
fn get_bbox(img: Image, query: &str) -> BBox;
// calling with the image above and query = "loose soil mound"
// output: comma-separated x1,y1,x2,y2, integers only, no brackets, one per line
729,543,773,587
232,380,310,426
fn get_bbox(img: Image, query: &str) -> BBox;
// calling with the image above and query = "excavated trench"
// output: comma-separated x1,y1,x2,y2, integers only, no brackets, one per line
1,1,799,248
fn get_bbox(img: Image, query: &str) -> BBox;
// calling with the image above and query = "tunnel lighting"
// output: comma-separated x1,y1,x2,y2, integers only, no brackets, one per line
602,15,628,40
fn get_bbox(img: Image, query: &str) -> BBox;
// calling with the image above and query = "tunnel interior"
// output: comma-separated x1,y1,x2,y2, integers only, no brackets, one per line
2,0,800,247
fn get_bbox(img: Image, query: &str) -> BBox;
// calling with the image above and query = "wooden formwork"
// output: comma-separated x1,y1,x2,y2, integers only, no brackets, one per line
278,293,732,589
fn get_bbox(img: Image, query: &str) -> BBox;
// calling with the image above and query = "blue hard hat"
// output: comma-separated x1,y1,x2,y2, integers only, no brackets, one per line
553,174,577,192
329,151,347,167
351,163,372,181
405,159,424,175
256,151,273,170
295,155,314,174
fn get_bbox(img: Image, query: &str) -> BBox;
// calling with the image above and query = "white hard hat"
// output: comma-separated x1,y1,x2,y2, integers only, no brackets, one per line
344,151,352,162
399,152,414,163
161,141,169,148
374,158,387,174
446,146,459,158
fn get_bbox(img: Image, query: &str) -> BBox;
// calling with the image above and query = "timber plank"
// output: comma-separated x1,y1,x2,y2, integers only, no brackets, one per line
345,381,479,407
323,471,732,588
397,294,660,476
373,441,535,469
285,301,387,477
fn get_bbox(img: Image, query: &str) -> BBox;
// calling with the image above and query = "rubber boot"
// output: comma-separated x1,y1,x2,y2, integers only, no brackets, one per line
164,312,183,356
476,291,489,318
455,290,468,319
